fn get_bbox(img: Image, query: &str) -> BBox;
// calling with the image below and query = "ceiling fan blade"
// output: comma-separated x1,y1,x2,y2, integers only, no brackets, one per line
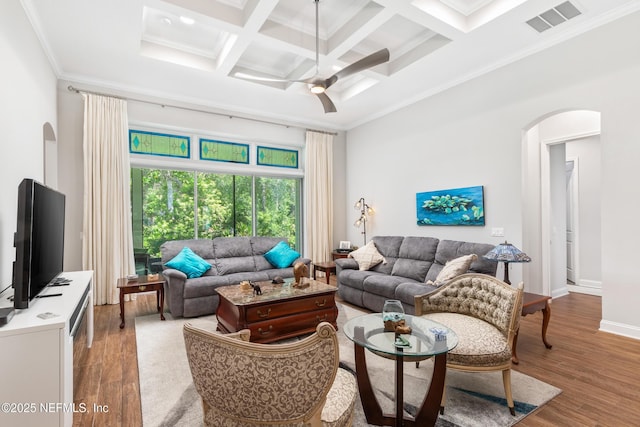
316,92,337,113
235,72,315,84
234,73,292,83
325,48,390,88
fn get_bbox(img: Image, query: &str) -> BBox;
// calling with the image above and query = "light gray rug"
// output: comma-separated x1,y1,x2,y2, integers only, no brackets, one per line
136,303,561,427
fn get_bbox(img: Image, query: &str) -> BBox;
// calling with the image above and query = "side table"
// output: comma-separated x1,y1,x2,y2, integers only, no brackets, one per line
313,261,336,284
331,250,351,260
343,313,458,427
512,292,552,364
117,275,166,329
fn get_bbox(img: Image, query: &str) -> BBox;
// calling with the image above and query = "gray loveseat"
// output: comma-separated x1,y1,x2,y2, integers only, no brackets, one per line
161,237,310,318
336,236,497,314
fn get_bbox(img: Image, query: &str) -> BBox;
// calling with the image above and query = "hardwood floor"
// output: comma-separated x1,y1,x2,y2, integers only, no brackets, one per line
73,286,640,426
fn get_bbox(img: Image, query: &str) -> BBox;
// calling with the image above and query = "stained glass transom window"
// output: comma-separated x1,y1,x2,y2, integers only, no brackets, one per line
257,146,298,169
200,139,249,164
129,130,190,158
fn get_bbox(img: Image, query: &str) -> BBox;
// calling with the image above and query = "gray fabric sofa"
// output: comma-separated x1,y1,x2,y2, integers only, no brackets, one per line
161,237,310,318
335,236,497,314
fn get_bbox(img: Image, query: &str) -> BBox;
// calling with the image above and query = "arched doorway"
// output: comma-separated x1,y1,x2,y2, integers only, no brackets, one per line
522,110,601,297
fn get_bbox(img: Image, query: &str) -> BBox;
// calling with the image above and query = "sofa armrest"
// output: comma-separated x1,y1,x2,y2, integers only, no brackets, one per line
162,268,188,317
335,258,358,272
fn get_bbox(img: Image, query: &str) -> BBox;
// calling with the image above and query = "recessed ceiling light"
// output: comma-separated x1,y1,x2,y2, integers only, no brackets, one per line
161,17,172,25
180,16,195,25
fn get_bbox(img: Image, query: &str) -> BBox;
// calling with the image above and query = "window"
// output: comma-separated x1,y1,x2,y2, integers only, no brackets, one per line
131,168,302,259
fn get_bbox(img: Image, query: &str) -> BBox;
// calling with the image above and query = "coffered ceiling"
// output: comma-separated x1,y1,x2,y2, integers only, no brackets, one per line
21,0,640,129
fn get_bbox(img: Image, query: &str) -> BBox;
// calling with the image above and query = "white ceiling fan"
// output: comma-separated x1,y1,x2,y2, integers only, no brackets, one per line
236,0,390,113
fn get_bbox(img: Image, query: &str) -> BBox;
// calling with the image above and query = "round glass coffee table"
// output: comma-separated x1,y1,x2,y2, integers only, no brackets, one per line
343,313,458,427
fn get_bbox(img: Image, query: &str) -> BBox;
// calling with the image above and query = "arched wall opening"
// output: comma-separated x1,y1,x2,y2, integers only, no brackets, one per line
522,110,601,299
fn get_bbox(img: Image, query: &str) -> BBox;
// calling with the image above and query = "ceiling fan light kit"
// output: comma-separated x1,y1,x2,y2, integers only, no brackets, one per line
237,0,390,113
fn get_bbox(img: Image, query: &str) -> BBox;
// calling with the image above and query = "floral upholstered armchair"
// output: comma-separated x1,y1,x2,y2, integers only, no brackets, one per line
183,322,357,427
414,273,524,416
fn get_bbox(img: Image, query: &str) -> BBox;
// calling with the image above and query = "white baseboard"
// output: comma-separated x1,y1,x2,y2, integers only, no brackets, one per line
551,286,569,298
579,279,602,288
566,283,602,296
600,320,640,341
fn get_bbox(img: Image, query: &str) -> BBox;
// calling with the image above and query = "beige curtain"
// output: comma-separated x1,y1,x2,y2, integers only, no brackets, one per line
82,94,135,305
304,131,334,263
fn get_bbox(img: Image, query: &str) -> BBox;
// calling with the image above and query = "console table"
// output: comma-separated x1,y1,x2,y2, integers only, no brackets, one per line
0,271,94,427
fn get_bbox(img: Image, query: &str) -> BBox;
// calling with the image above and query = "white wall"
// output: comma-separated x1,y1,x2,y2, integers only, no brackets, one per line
0,0,58,286
56,83,346,271
345,11,640,338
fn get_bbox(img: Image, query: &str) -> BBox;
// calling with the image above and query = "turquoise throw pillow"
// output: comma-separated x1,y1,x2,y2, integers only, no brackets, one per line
165,247,212,278
264,241,300,268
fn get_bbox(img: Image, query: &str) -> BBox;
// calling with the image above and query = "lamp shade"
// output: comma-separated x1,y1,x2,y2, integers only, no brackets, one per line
483,241,531,263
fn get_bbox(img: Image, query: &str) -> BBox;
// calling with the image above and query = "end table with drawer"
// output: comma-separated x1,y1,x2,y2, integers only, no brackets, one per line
117,275,166,329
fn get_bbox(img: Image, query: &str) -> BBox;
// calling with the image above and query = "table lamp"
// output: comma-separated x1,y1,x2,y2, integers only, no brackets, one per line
483,241,531,285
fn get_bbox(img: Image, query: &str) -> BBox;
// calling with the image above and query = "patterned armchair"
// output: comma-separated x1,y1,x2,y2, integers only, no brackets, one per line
414,273,524,415
183,322,357,427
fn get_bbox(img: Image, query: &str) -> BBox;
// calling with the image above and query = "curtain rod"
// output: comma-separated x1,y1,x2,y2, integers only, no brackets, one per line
67,85,338,136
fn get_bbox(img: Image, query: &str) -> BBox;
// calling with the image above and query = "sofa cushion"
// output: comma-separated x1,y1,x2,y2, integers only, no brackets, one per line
349,241,385,271
165,247,212,278
338,269,377,291
362,274,407,299
420,312,512,367
395,282,437,310
264,241,301,268
369,236,404,274
435,240,497,275
183,275,230,298
390,237,439,282
427,254,478,287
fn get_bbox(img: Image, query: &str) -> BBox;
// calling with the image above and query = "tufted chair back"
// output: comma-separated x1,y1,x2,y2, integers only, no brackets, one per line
415,273,522,342
183,322,356,427
414,273,524,416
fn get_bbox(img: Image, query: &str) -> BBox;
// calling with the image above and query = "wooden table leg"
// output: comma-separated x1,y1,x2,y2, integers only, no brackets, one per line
159,287,165,321
395,351,403,427
414,353,447,426
353,342,390,425
352,341,446,427
541,300,552,349
119,289,125,329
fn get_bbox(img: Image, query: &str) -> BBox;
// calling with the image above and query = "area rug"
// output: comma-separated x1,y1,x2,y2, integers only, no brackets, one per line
136,303,561,427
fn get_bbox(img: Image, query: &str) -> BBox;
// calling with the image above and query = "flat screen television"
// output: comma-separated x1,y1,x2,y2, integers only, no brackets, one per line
13,178,66,309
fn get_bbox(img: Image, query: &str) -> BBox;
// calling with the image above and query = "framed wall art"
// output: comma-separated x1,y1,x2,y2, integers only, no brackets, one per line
416,185,485,226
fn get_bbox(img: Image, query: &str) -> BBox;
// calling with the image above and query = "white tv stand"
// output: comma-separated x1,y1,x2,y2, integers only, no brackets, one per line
0,271,94,427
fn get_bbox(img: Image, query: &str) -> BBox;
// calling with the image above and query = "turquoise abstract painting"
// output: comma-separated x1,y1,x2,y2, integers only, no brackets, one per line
416,186,485,226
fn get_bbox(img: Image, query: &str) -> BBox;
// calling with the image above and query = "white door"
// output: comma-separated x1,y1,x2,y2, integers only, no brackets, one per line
565,160,576,283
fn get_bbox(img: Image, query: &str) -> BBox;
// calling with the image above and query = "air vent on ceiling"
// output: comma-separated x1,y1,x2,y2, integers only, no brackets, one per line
526,1,581,33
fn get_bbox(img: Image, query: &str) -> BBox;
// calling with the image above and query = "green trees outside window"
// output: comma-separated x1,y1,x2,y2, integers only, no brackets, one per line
131,168,301,258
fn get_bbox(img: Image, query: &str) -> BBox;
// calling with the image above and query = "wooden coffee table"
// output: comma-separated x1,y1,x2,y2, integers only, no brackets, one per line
117,275,165,329
216,279,338,343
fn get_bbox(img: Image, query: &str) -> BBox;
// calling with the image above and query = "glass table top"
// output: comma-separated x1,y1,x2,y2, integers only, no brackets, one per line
343,313,458,358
